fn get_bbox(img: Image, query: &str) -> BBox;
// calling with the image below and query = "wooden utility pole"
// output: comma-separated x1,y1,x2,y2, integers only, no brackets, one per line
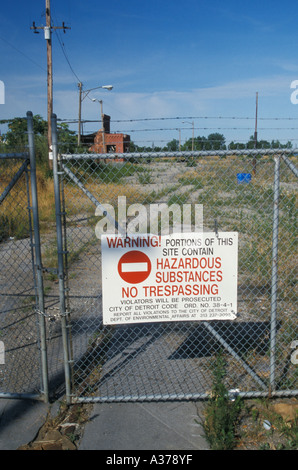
31,0,70,167
46,0,52,156
78,82,82,146
253,91,258,176
254,91,258,147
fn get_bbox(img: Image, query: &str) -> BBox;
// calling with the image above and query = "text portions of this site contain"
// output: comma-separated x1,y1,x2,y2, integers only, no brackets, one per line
101,232,238,325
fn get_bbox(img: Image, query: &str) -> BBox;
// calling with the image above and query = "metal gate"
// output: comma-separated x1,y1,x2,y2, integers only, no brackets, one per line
0,112,48,402
51,114,298,404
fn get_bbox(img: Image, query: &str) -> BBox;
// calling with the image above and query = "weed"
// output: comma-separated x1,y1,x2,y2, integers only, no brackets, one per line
167,193,190,206
0,214,29,241
138,171,152,184
203,353,243,450
186,157,197,167
178,173,204,189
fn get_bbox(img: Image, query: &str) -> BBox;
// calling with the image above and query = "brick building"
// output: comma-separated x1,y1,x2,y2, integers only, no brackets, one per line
89,114,130,154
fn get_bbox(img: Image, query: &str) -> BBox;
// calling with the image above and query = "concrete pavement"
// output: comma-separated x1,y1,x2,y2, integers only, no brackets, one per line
0,397,209,450
78,401,209,450
0,398,49,450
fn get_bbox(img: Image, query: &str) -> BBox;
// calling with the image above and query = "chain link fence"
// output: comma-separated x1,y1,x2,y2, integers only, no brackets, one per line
0,113,48,400
51,115,297,403
0,112,296,404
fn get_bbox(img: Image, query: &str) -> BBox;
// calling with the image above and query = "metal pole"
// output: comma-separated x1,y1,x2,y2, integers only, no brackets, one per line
72,389,298,403
0,153,29,159
61,148,293,161
254,91,258,148
78,82,82,146
281,154,298,178
61,163,122,233
51,113,72,403
100,100,106,153
0,160,28,204
26,111,49,403
269,154,280,394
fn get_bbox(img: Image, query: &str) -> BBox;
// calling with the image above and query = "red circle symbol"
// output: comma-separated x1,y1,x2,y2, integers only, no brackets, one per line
118,250,151,284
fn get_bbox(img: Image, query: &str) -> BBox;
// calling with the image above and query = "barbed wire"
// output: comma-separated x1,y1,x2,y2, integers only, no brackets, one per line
1,115,298,147
57,116,298,142
58,115,298,124
81,126,298,134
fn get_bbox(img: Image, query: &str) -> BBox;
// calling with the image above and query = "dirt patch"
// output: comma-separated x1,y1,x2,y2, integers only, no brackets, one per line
234,398,298,450
18,401,93,450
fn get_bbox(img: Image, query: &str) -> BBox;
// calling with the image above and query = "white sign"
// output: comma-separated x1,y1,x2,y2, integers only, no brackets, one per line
101,232,238,325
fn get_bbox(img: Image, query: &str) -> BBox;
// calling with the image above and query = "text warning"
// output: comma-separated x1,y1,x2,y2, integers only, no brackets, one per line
101,232,238,325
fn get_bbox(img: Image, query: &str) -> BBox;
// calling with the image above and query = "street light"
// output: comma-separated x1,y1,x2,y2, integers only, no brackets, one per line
78,82,113,145
182,121,194,151
182,120,194,151
92,98,106,153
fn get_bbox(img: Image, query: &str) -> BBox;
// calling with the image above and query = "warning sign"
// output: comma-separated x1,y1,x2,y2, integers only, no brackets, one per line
101,232,238,325
118,251,151,283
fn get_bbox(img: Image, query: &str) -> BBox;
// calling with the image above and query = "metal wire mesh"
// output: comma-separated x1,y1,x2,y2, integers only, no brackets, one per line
0,154,43,397
53,137,297,402
2,113,294,403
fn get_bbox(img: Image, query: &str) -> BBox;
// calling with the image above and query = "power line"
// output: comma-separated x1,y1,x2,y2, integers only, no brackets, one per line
53,22,81,84
0,35,47,72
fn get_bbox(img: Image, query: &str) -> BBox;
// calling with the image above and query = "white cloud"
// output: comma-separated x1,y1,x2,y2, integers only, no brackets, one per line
94,75,290,122
1,72,294,147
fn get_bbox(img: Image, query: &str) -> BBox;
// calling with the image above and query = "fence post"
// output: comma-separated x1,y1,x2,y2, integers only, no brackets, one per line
269,154,280,394
51,113,72,404
26,111,49,403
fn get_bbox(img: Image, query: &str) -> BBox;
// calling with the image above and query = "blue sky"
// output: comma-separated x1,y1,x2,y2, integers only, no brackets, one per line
1,0,298,146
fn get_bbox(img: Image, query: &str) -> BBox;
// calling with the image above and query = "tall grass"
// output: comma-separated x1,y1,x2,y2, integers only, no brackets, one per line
0,162,56,240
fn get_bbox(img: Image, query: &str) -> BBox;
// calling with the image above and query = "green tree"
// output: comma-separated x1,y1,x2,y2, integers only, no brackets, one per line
207,133,226,150
229,141,246,150
182,135,207,151
164,138,179,151
0,115,47,149
182,133,226,151
0,115,78,166
271,139,292,149
57,122,77,153
246,135,270,149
